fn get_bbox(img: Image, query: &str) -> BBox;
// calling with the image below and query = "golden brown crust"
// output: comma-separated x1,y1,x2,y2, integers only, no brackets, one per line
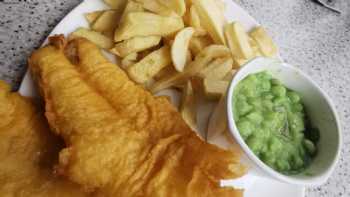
29,36,245,197
0,80,88,197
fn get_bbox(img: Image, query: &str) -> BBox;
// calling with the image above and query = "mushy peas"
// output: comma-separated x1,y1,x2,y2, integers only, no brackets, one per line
233,71,319,174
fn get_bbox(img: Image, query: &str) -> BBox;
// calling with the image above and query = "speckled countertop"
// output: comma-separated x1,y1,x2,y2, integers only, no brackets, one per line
0,0,349,196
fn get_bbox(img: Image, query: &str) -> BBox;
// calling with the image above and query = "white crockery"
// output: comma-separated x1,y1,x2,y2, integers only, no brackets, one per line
226,57,342,186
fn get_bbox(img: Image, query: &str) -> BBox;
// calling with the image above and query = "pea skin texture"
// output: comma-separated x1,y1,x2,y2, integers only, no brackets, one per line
233,72,318,174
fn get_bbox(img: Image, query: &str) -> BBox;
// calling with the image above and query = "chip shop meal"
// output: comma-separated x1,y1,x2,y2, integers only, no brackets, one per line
1,0,301,196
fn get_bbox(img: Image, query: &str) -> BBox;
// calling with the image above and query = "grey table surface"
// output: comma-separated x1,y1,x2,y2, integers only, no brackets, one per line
0,0,349,196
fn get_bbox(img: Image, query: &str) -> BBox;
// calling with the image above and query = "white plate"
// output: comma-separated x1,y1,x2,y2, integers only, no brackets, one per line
18,0,304,196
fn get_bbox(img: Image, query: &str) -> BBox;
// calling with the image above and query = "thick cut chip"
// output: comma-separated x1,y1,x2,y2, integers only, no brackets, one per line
163,35,175,46
151,45,230,93
115,12,184,42
91,10,121,35
70,27,114,49
189,5,201,28
193,0,227,45
154,65,177,80
182,9,191,26
189,35,213,55
223,69,237,81
103,0,128,12
127,45,172,84
180,81,197,131
248,37,263,57
203,78,229,100
85,11,104,24
111,36,161,57
29,36,244,197
121,52,138,69
224,22,254,60
189,5,207,36
138,48,155,59
120,0,145,23
249,26,278,57
186,50,193,63
157,0,186,16
135,0,177,16
233,57,249,68
207,95,227,139
199,57,232,80
171,27,195,72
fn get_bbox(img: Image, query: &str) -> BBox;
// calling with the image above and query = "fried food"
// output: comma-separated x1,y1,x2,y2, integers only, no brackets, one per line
193,0,227,45
114,12,184,42
0,81,87,197
135,0,176,17
103,0,128,12
151,44,231,93
70,27,114,49
91,10,121,36
224,22,254,60
111,36,161,57
85,11,104,24
180,81,197,131
29,36,245,197
203,79,229,100
189,35,213,55
119,1,145,26
127,45,172,84
171,27,195,72
198,57,233,80
121,52,138,69
157,0,186,16
249,26,278,57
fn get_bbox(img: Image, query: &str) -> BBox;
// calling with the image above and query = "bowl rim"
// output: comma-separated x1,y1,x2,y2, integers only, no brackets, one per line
226,57,342,186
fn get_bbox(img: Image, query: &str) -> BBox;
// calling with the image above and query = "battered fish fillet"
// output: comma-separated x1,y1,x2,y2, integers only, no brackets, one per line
29,35,245,197
0,81,88,197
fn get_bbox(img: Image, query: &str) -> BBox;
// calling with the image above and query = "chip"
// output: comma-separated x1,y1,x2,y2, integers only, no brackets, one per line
127,45,172,84
111,36,161,57
103,0,128,12
121,52,138,69
180,81,198,131
189,35,213,56
224,22,254,59
115,12,184,42
203,78,229,100
91,10,121,36
85,11,104,24
151,45,230,93
157,0,186,16
249,26,278,57
120,1,145,23
207,95,227,139
198,57,232,80
70,27,114,49
171,27,195,72
135,0,176,16
193,0,227,45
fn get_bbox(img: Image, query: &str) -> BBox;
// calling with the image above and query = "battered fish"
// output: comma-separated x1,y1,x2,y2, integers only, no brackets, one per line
0,81,88,197
29,35,245,197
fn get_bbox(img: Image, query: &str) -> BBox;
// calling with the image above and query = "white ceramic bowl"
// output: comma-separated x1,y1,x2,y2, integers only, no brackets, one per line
226,57,342,186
